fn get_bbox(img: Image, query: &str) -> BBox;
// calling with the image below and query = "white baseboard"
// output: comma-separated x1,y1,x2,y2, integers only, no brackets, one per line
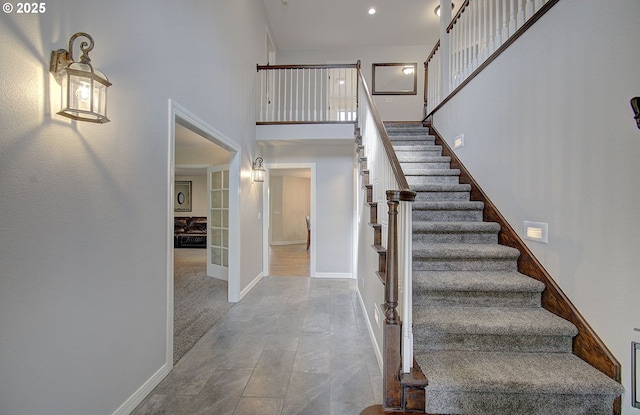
313,272,354,279
356,287,383,374
112,362,172,415
238,271,264,301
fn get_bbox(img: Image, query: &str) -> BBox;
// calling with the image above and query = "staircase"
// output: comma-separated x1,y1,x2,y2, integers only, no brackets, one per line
384,123,623,415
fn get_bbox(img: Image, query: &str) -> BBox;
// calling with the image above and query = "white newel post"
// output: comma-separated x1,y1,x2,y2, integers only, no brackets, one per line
400,199,414,374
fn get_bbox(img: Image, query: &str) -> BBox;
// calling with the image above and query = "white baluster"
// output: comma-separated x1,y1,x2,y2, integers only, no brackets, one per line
494,0,502,49
488,0,495,54
525,0,534,20
535,0,544,13
471,0,477,72
279,70,284,122
453,26,457,86
501,0,509,41
480,0,488,62
313,69,316,121
517,0,525,28
468,5,473,74
509,0,516,35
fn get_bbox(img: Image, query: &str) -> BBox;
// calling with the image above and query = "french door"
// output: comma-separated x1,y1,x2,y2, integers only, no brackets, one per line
207,165,229,280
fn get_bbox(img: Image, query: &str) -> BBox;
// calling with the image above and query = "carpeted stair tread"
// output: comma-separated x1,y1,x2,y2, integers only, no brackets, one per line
415,350,623,396
394,144,442,151
413,221,498,232
413,201,484,211
410,183,471,192
387,136,436,146
397,156,450,163
413,221,499,243
413,270,545,294
397,153,450,163
413,306,578,338
404,168,459,176
413,243,520,260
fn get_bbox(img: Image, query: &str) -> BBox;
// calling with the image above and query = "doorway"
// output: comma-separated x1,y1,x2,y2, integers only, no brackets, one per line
262,163,316,278
167,100,241,367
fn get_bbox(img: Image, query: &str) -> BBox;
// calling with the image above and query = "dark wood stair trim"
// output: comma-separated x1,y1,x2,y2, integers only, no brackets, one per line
428,123,622,415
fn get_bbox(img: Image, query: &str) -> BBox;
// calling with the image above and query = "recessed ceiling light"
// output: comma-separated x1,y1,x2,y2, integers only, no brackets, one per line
368,7,376,15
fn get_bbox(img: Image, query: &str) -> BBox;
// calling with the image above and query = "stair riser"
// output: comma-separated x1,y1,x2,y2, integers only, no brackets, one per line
407,176,460,185
391,139,436,146
413,210,483,222
396,148,443,157
414,191,471,202
413,258,517,272
413,232,498,244
397,155,447,163
425,390,616,415
385,128,429,135
413,291,542,308
400,161,451,169
413,332,573,353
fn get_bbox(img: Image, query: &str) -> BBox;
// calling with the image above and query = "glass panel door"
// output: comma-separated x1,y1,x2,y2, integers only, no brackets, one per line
207,165,229,280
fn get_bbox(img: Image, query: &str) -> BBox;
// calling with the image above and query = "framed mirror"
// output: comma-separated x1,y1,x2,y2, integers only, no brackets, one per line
372,63,417,95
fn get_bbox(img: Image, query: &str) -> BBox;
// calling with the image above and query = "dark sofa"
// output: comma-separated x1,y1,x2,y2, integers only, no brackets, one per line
174,217,207,248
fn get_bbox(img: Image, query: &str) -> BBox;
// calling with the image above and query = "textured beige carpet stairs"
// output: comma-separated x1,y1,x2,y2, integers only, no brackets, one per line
384,123,622,415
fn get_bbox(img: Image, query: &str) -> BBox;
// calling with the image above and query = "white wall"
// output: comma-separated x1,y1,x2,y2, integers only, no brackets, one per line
270,175,311,244
262,143,354,277
432,0,640,412
0,1,270,414
279,46,431,122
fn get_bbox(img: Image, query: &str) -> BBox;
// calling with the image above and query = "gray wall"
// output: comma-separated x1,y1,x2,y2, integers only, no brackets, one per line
0,1,270,413
432,0,640,412
262,143,355,278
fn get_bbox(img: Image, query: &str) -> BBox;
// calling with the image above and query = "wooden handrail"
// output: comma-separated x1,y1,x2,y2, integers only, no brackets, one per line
425,39,441,65
256,63,358,71
356,68,410,191
447,0,471,33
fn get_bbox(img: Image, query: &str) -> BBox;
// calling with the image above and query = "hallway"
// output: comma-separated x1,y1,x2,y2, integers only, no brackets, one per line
269,244,310,277
133,277,382,415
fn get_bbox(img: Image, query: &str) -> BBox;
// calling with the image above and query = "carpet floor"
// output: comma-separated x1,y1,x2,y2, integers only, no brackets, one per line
174,248,232,364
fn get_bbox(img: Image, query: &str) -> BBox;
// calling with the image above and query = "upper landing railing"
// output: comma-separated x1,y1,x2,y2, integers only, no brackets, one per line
425,0,559,116
256,63,358,124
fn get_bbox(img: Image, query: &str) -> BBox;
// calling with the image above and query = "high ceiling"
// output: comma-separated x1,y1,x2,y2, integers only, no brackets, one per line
262,0,459,50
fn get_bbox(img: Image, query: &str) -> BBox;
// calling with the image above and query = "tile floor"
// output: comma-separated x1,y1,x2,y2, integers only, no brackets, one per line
133,277,382,415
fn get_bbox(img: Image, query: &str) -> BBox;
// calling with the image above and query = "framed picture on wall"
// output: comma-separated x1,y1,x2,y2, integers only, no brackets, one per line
175,181,192,212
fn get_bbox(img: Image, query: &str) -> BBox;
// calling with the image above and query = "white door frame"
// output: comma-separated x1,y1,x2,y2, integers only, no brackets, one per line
262,162,316,278
167,99,241,367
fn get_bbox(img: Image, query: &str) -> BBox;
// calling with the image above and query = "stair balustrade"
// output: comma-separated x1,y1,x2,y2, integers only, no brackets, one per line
256,63,358,123
424,0,559,116
356,66,419,412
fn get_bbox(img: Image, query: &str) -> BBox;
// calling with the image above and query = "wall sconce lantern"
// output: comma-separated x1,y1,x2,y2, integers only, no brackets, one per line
50,32,111,123
252,157,265,182
630,97,640,130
